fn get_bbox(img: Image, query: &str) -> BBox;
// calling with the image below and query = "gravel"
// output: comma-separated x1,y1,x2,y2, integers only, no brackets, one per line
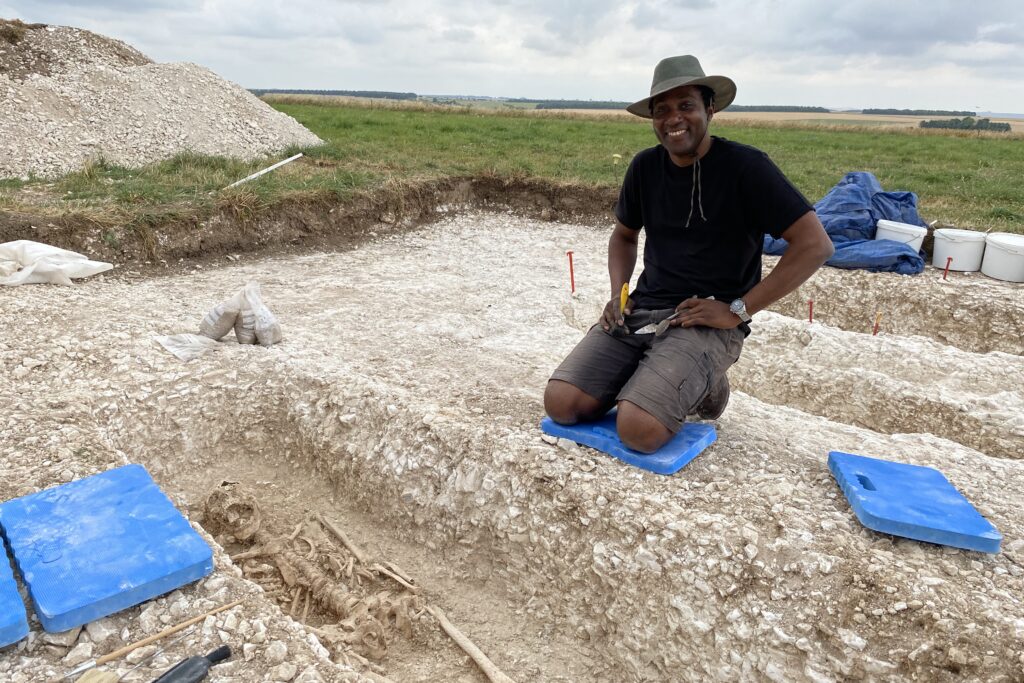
1,211,1021,681
0,22,322,180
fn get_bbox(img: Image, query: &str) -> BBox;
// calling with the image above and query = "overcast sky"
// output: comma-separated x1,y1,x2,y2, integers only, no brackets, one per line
4,0,1022,112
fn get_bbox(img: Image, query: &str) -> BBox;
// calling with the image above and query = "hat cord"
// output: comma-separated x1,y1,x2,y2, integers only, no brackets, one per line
684,155,706,228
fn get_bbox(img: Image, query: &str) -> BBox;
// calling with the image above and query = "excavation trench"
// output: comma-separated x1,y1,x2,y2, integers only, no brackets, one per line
732,313,1024,460
97,325,1024,682
2,210,1024,682
765,255,1024,357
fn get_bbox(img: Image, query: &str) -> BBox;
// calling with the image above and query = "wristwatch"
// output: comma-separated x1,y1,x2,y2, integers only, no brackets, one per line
729,298,752,324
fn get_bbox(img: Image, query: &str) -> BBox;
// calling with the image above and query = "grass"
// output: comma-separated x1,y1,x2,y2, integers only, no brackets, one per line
3,101,1022,235
282,103,640,184
0,19,27,44
0,18,45,44
278,102,1024,233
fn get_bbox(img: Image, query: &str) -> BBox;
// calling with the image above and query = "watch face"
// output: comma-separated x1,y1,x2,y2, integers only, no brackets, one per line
730,300,743,313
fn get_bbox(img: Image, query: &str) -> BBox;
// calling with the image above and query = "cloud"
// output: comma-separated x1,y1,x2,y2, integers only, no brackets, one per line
13,0,198,10
441,27,476,42
630,0,713,30
2,0,1021,110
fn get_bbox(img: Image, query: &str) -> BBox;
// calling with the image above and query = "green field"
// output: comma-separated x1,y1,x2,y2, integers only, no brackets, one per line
5,102,1022,234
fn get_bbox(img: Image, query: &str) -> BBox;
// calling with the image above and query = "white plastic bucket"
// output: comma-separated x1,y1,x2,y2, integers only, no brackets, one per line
875,219,927,253
932,228,987,272
981,232,1024,282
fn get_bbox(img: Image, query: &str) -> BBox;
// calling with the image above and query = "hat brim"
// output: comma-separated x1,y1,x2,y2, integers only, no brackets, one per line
626,75,736,118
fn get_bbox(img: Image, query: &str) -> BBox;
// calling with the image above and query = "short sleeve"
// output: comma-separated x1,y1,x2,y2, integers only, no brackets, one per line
740,152,813,239
614,156,644,230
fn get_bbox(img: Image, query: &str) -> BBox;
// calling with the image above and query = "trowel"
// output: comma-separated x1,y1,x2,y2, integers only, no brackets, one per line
610,283,631,337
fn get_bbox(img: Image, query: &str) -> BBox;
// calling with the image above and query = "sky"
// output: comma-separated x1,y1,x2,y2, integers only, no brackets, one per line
4,0,1022,112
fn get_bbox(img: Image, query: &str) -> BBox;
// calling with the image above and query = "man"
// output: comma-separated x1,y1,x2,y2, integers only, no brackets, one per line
544,55,834,454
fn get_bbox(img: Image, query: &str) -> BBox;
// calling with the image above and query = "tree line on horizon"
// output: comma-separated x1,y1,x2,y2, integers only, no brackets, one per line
250,89,417,100
920,117,1011,132
249,90,993,120
864,108,976,116
531,100,830,112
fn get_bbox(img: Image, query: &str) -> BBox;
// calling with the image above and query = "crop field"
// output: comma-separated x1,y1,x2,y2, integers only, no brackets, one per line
4,99,1021,237
275,101,1024,233
553,107,1024,132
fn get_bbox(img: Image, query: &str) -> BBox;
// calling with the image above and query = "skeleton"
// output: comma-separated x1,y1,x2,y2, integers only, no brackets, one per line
202,482,420,662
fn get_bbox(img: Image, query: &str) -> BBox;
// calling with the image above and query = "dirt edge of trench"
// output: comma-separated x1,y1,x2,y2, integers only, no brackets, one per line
0,176,618,269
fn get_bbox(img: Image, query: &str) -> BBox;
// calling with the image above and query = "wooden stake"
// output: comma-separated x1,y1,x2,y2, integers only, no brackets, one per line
427,606,516,683
872,311,883,336
317,514,369,565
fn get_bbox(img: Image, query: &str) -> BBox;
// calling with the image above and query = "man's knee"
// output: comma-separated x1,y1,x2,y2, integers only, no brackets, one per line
616,401,672,453
544,380,603,425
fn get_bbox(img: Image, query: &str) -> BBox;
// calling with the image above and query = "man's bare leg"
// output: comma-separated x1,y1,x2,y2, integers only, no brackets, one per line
544,379,609,425
616,400,673,453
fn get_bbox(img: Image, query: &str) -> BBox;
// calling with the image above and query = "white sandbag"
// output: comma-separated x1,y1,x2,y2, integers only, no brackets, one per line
154,334,220,361
193,281,282,347
234,302,257,345
242,281,283,347
0,240,113,286
199,290,245,341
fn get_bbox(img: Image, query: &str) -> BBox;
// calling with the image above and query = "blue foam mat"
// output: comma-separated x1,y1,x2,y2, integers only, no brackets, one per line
0,547,29,648
828,451,1002,553
540,412,716,475
0,464,214,632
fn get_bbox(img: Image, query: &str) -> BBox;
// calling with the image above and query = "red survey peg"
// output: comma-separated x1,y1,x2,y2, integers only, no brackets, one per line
566,250,576,294
943,256,953,281
808,300,814,323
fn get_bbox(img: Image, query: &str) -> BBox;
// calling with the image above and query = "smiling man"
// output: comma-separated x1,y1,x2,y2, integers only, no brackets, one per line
544,55,834,454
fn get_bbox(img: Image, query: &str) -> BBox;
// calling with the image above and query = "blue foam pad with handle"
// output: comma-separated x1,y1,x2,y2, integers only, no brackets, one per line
540,411,716,475
828,451,1002,553
0,464,214,632
0,547,29,648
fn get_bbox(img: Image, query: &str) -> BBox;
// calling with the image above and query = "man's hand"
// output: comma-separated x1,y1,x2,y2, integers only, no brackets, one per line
600,296,633,331
667,297,740,330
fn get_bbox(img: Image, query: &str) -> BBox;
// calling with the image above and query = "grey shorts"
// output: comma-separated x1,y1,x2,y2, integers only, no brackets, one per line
549,310,745,433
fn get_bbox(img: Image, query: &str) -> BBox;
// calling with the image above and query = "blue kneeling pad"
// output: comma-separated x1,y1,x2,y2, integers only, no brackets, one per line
0,547,29,648
0,464,214,632
541,411,716,475
828,451,1002,554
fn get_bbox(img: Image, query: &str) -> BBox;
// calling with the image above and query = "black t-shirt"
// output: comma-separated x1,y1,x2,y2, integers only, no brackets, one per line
615,137,812,309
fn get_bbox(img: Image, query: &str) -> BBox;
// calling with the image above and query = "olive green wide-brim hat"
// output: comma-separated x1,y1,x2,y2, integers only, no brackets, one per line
626,55,737,118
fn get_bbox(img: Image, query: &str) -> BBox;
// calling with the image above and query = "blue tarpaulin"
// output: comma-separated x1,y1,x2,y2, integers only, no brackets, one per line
765,171,927,274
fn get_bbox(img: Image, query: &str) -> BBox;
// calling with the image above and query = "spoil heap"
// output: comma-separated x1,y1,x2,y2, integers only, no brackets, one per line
0,19,322,180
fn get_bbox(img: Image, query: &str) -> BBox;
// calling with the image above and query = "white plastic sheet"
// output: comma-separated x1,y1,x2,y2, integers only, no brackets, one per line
153,334,220,361
0,240,113,286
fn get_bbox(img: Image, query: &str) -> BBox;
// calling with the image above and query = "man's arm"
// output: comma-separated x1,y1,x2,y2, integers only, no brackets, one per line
601,220,641,330
742,210,833,315
675,210,833,328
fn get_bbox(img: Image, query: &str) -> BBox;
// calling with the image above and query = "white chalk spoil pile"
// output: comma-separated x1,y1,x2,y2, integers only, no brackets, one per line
0,22,322,180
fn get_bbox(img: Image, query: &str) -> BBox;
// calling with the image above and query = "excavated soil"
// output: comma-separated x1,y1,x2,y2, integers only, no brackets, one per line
0,20,321,179
2,209,1023,682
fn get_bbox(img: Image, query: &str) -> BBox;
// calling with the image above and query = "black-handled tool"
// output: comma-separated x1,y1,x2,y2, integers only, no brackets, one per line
151,645,232,683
